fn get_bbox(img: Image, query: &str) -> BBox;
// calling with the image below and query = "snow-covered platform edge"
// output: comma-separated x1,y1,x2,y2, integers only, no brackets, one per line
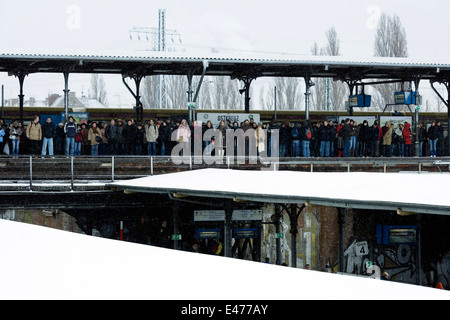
0,219,448,300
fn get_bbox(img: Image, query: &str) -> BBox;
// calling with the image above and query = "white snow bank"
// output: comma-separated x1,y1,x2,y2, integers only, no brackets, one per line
0,219,448,300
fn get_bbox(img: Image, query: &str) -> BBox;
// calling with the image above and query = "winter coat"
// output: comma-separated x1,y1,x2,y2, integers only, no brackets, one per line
145,124,159,143
105,124,119,141
358,123,370,142
122,124,136,143
9,126,22,140
64,122,77,138
176,122,191,143
427,125,438,140
255,127,265,152
402,122,412,145
318,125,332,141
382,123,393,146
88,127,102,146
339,123,352,141
26,122,42,141
42,122,55,139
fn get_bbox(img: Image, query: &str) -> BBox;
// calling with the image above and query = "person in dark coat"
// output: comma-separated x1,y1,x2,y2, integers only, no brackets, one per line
41,117,55,156
428,121,438,157
358,120,371,157
122,119,137,155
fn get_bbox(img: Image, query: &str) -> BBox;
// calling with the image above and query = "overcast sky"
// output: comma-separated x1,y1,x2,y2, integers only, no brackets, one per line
1,0,449,107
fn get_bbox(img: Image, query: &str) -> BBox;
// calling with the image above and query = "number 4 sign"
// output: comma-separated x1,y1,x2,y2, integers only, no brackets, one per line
355,241,369,256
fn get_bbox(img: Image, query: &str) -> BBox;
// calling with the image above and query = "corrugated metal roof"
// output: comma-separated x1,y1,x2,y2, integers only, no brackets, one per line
1,49,449,79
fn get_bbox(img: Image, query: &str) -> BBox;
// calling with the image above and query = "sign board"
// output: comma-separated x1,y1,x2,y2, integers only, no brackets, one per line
394,91,416,105
355,241,369,256
338,116,377,126
194,210,263,222
194,210,225,222
376,225,418,245
349,94,371,108
275,233,284,239
195,228,222,239
197,113,260,127
61,112,89,124
379,116,412,128
232,210,263,221
171,234,182,240
232,228,258,239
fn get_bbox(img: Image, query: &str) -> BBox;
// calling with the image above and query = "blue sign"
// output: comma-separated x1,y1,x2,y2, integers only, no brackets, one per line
349,94,372,108
394,91,416,105
376,225,418,245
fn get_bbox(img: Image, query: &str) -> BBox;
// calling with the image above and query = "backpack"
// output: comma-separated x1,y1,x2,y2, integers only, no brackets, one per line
306,129,312,140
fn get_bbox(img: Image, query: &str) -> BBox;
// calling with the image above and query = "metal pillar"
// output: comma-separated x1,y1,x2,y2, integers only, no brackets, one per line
274,204,282,265
224,201,234,258
287,203,305,268
172,202,180,250
304,76,315,121
15,72,26,123
122,75,144,123
239,77,254,114
430,80,450,156
338,208,345,273
187,71,194,124
413,78,421,157
63,70,70,122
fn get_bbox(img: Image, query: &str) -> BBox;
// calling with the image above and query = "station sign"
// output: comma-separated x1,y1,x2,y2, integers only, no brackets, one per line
194,210,225,222
376,225,418,245
195,228,222,239
194,210,263,222
394,91,416,105
232,210,263,221
349,94,371,108
232,228,258,239
355,241,369,256
197,112,260,127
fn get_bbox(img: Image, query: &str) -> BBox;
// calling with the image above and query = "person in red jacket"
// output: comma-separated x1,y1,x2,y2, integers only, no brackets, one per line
402,122,413,157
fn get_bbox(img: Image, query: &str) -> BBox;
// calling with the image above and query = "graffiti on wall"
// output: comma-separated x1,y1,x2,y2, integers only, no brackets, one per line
344,239,426,284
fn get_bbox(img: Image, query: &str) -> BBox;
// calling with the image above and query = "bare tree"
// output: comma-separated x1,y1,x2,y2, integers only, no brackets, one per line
311,27,346,111
373,13,408,110
90,74,108,106
272,77,303,110
142,76,159,109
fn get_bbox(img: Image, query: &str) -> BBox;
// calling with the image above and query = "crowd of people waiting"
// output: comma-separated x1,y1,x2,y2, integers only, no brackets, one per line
0,115,446,158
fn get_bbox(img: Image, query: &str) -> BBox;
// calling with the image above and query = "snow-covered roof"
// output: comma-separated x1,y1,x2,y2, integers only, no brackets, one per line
1,50,448,80
109,169,450,216
1,219,448,300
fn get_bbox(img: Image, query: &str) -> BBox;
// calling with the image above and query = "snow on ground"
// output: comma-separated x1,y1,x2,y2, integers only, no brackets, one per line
0,219,449,300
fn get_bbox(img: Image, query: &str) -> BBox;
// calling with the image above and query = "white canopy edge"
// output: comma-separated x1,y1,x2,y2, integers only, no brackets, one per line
109,169,450,216
0,219,448,300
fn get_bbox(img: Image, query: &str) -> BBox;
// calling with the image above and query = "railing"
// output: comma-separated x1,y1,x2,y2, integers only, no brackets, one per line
0,155,449,192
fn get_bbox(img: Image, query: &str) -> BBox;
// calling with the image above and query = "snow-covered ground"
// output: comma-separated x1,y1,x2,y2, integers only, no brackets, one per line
0,219,448,300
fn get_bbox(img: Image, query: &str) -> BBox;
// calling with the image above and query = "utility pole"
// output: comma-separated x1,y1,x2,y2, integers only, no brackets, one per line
129,9,182,109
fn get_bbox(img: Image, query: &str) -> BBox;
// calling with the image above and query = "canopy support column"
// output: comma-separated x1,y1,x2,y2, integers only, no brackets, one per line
287,203,305,268
430,79,450,156
274,204,282,265
224,201,234,258
338,208,346,273
239,77,255,114
122,74,144,123
304,76,315,121
14,72,27,123
63,70,70,122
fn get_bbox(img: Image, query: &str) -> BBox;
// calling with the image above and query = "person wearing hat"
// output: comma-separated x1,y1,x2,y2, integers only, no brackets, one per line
381,272,389,280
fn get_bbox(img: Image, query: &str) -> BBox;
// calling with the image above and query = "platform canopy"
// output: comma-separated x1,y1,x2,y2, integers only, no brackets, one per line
1,50,449,81
109,168,450,216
